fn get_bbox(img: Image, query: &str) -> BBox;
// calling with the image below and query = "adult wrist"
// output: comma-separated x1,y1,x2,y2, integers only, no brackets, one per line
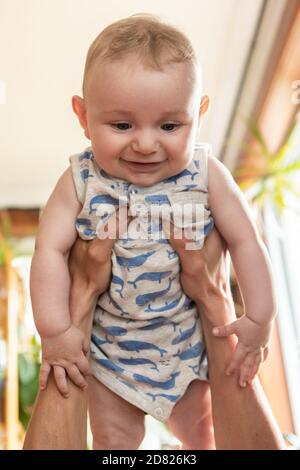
195,292,236,327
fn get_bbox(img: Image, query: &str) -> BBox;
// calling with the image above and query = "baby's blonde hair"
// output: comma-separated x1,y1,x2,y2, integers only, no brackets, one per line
82,13,200,96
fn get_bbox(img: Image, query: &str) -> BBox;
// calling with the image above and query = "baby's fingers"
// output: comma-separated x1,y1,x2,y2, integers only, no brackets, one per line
39,361,51,391
226,345,247,377
239,354,257,387
246,351,263,384
53,365,69,398
65,364,88,390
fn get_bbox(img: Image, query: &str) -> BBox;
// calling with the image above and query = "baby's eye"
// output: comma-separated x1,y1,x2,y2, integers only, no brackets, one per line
161,123,181,132
111,122,132,131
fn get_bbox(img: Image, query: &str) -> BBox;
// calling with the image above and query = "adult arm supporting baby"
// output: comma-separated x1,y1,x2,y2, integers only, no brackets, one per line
167,227,284,449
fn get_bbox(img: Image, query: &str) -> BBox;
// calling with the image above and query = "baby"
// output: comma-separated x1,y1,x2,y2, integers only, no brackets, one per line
30,14,276,449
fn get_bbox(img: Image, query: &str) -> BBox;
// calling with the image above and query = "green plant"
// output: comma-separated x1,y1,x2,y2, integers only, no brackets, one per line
18,336,40,429
0,212,41,429
0,213,13,266
234,118,300,214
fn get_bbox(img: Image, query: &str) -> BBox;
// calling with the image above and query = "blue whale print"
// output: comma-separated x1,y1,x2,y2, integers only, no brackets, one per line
83,228,95,237
96,358,125,373
104,326,128,337
135,277,174,307
189,363,201,375
204,219,214,236
116,250,156,271
144,194,170,205
133,371,180,389
128,270,172,288
173,341,204,361
80,169,94,182
171,321,197,345
111,275,124,298
163,169,199,184
108,295,130,316
181,184,198,192
166,249,178,260
117,340,167,357
78,150,93,161
145,296,181,313
140,317,179,332
89,194,122,214
76,217,91,228
91,333,112,347
118,357,159,372
146,392,181,402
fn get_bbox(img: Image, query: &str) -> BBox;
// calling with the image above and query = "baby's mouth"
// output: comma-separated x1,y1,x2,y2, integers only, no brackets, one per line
121,160,164,171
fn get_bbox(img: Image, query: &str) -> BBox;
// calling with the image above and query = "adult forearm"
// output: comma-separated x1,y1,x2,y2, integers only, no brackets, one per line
195,294,284,449
30,248,72,336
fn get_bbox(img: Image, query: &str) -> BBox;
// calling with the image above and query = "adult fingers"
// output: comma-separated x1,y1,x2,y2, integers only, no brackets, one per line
162,219,191,253
212,319,239,337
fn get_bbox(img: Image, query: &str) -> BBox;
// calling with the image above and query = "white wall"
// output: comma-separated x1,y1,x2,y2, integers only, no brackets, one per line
0,0,263,207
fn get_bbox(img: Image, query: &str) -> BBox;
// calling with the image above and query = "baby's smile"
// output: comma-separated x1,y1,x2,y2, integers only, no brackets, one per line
120,159,166,173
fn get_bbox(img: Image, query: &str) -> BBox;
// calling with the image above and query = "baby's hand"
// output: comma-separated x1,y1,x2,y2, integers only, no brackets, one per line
39,324,92,397
212,315,273,387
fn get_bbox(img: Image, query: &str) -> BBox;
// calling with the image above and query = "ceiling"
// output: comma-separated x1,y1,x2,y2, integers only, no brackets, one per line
0,0,265,207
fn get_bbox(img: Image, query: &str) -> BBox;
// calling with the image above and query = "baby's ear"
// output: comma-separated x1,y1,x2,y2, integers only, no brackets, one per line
72,95,90,139
199,95,210,117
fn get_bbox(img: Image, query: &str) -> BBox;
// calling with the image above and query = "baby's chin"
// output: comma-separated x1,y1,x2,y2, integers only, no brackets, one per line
99,159,192,187
123,172,167,187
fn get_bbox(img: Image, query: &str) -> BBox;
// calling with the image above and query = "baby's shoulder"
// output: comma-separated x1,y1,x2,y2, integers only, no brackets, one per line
207,154,236,198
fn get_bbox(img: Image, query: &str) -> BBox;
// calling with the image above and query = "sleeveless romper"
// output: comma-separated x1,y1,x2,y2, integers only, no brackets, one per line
69,142,214,422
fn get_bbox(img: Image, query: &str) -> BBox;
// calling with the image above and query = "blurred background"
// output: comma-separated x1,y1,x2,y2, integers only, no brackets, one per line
0,0,300,450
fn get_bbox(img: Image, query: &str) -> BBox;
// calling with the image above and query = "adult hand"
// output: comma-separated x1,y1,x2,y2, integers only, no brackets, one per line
163,222,234,325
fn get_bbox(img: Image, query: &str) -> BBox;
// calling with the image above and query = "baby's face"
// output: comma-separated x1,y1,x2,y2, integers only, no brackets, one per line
74,55,205,187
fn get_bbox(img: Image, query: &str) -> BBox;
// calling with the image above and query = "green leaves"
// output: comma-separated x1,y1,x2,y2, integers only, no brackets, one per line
18,350,40,429
235,118,300,215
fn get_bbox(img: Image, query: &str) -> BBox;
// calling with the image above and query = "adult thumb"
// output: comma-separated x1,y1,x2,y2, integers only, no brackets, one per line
212,320,238,337
162,218,185,252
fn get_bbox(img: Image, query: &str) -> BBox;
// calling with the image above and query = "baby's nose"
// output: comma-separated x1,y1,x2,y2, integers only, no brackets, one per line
131,130,159,155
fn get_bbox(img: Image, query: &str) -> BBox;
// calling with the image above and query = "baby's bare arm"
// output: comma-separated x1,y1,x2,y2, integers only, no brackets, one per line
30,167,81,336
30,167,93,394
208,157,276,384
208,157,276,325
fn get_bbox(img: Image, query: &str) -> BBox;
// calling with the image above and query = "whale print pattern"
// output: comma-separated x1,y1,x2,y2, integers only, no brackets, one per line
70,142,213,422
